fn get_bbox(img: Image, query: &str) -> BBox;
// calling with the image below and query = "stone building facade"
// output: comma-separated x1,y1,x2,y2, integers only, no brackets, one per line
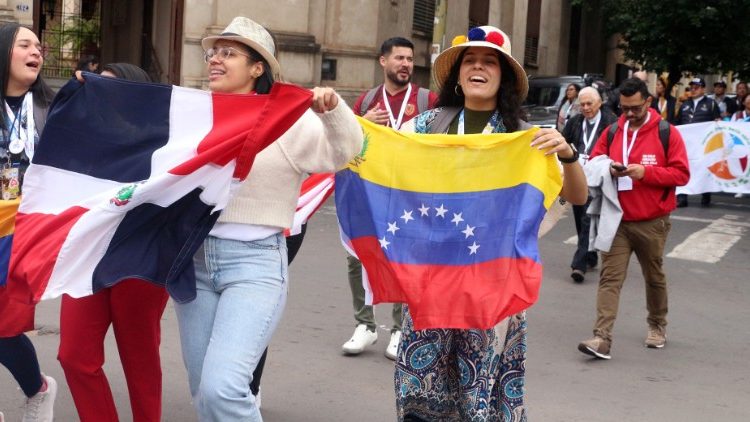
1,0,650,102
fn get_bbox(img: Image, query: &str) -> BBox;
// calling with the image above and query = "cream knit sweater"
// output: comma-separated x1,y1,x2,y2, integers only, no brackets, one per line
217,98,362,229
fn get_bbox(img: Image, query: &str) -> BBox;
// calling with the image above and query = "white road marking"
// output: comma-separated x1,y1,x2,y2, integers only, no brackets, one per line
667,215,747,263
564,235,577,245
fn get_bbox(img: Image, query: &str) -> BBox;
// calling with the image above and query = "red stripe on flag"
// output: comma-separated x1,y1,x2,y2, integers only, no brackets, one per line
351,236,542,330
169,83,313,179
0,287,34,336
8,207,89,304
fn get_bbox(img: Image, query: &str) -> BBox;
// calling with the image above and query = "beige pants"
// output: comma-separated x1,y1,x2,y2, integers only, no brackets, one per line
593,216,671,342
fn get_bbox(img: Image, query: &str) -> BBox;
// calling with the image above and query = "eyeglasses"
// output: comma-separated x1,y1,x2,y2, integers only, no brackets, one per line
620,101,647,114
203,47,250,63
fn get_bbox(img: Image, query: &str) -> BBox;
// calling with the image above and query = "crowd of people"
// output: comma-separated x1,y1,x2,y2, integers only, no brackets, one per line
0,15,744,422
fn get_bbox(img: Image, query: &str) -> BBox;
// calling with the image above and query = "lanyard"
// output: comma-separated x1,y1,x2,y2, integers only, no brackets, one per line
3,92,35,159
621,112,651,166
457,109,500,135
581,113,601,153
382,83,411,129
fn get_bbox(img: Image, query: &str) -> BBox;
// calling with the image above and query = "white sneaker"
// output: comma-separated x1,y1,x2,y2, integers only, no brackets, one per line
22,374,56,422
342,324,377,355
1,410,5,422
385,330,401,360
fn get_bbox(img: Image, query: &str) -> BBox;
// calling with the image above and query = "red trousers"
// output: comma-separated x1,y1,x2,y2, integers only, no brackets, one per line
58,279,169,422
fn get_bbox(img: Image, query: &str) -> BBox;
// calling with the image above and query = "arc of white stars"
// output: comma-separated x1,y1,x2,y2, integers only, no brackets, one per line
434,204,448,218
468,241,480,255
387,221,400,235
379,236,391,249
451,212,464,226
400,210,414,223
418,203,430,217
462,224,475,239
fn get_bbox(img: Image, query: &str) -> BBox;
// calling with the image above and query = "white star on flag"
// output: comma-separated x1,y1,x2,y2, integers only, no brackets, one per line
462,224,475,239
379,236,391,249
451,212,464,226
434,204,448,218
468,241,480,255
387,221,400,235
400,210,414,223
418,203,430,216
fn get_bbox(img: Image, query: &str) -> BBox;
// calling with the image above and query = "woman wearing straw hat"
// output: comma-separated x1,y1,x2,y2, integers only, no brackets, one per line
396,26,587,421
172,17,362,421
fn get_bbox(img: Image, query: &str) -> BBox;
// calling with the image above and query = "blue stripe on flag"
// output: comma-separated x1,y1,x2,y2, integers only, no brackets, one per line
34,75,172,183
335,169,547,265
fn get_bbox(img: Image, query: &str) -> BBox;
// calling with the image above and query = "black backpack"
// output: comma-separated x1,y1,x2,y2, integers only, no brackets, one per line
605,119,671,156
359,85,431,116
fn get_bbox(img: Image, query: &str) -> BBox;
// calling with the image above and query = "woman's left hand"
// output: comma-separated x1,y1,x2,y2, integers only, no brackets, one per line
311,87,339,113
530,128,575,159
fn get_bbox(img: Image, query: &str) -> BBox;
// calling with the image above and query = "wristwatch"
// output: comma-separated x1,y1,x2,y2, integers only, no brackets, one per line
558,143,579,164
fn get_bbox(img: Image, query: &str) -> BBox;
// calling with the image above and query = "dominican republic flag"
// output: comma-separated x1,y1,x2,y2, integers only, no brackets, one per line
288,173,335,236
5,75,312,311
336,118,562,330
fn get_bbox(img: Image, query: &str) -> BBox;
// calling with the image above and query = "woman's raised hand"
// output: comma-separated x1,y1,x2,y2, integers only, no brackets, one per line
311,87,339,113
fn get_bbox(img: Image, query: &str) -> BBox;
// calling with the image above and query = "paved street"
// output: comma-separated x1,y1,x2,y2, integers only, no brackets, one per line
2,194,749,421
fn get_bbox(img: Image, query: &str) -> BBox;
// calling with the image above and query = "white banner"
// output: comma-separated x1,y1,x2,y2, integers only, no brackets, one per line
675,121,750,195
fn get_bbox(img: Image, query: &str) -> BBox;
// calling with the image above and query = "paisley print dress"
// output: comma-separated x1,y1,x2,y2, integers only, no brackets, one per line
395,108,528,421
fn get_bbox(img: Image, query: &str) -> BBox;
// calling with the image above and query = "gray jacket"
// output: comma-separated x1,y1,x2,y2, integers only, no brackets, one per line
585,156,622,252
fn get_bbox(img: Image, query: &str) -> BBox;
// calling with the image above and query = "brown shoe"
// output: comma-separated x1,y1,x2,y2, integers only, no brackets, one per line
645,327,666,348
578,336,611,359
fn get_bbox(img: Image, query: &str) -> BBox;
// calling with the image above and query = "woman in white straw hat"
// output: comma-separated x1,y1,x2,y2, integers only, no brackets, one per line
173,16,362,421
395,26,587,421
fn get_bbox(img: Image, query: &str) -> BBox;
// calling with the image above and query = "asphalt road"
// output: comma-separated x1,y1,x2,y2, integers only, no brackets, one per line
2,193,749,421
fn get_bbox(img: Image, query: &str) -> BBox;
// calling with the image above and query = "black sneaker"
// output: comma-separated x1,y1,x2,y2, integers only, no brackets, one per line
571,269,585,283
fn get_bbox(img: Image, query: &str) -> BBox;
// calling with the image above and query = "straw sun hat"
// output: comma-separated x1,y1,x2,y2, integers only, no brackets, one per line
201,17,281,80
432,26,528,101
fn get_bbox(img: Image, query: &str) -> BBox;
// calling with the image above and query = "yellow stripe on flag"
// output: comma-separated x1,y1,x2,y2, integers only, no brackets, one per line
350,117,562,209
0,199,20,237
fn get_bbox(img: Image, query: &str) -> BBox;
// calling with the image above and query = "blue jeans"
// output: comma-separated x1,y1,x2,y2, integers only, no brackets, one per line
175,233,288,421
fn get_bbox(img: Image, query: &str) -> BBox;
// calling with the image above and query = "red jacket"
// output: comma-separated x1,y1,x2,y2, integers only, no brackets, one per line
590,108,690,221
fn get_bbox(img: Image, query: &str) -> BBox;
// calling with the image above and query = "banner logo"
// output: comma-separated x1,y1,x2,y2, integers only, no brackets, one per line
702,125,750,188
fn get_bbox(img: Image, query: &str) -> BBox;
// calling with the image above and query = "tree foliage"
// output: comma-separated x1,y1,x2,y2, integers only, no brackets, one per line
574,0,750,87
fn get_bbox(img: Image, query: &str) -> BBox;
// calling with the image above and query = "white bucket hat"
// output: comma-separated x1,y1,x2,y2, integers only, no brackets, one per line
432,26,528,101
201,17,281,80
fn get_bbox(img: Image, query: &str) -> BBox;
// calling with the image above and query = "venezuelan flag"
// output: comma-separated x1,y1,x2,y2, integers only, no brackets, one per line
336,117,562,330
0,199,20,286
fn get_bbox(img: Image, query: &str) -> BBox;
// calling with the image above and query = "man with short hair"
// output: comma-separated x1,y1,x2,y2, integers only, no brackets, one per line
711,81,736,119
676,77,720,207
578,78,690,360
343,37,438,360
562,87,617,283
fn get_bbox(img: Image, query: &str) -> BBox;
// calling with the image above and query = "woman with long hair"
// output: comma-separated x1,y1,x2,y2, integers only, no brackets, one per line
557,82,581,131
0,23,57,422
57,63,171,422
395,26,587,421
651,76,676,123
173,17,362,420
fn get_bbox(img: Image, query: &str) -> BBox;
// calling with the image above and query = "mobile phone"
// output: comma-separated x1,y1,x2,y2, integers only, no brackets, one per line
611,163,627,172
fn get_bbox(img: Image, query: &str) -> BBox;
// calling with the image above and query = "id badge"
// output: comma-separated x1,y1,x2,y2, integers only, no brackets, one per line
617,176,633,191
2,165,20,200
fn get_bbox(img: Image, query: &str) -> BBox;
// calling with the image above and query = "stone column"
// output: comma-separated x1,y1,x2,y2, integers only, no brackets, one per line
0,0,19,24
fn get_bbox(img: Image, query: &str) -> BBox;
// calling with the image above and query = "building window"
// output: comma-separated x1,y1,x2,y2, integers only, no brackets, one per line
524,0,541,67
412,0,435,38
39,0,102,79
322,58,337,81
469,0,489,29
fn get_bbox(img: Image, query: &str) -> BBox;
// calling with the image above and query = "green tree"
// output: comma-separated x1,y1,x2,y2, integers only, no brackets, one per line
575,0,750,89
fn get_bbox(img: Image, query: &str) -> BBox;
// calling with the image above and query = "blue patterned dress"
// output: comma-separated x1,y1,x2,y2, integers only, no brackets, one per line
394,108,528,422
